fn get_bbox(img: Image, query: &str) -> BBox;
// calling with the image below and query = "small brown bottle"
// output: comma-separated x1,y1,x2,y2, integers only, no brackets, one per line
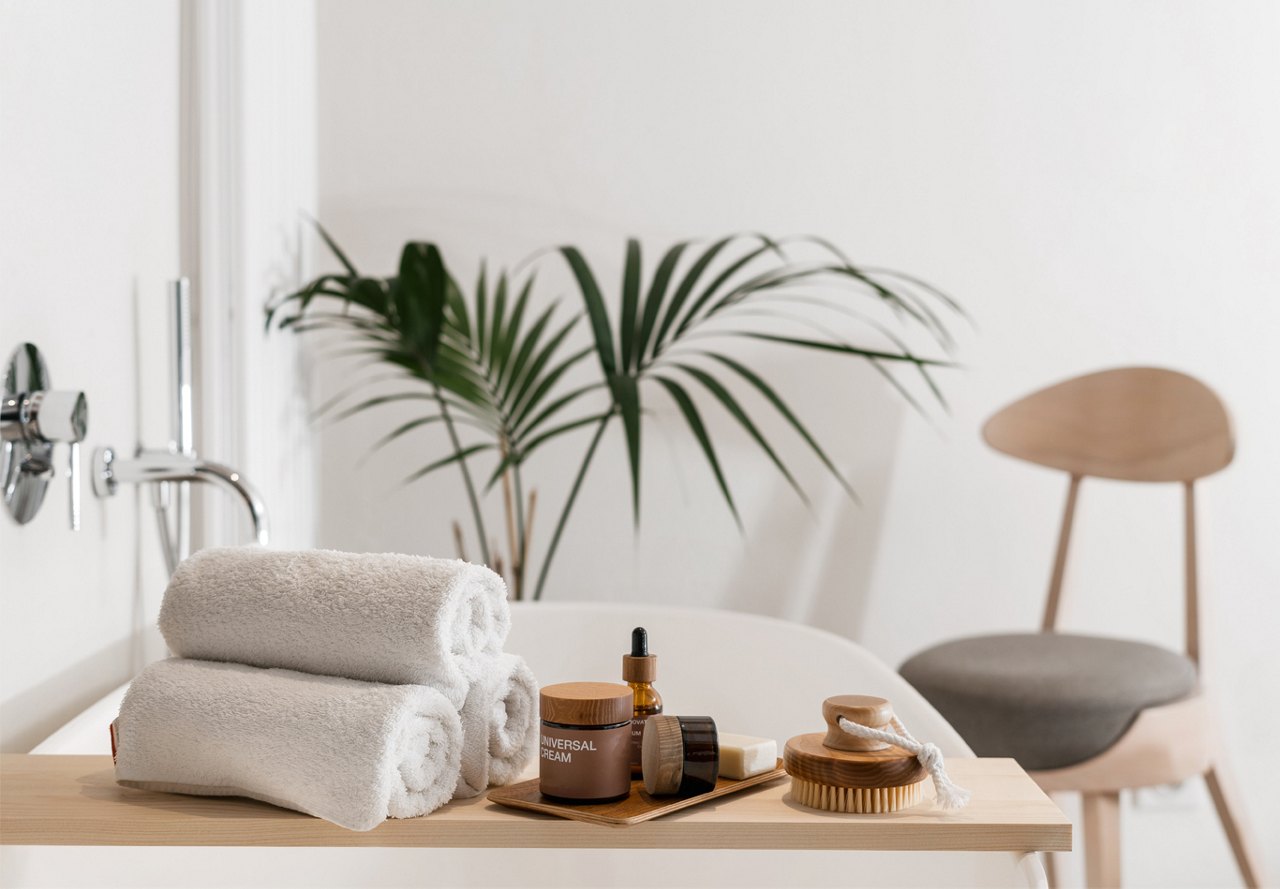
624,627,663,776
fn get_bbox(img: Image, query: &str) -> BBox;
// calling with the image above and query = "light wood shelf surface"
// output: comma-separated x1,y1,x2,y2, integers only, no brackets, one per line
0,755,1070,852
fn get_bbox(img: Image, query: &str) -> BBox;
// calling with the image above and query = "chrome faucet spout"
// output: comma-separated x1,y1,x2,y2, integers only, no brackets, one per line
92,448,269,546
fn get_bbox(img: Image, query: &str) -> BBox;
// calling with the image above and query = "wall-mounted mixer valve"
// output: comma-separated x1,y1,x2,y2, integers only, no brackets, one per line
2,343,87,529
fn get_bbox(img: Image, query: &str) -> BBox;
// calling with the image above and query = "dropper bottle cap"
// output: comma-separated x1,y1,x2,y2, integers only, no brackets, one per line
622,626,657,683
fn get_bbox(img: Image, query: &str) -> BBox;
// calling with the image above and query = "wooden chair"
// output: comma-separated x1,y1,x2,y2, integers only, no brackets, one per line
899,367,1263,888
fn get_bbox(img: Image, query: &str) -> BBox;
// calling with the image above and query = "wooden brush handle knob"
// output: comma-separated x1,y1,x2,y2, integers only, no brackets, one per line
822,695,893,752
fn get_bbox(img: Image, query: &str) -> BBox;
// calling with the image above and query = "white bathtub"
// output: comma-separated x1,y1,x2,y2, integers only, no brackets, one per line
6,604,1047,888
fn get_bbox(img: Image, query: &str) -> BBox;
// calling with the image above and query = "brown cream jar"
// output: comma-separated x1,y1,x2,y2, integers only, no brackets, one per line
539,682,634,803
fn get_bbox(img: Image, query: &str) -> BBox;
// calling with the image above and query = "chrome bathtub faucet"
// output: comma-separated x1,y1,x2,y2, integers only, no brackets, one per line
91,279,269,573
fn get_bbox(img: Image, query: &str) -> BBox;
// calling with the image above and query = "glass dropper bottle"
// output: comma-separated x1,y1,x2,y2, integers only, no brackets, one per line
624,626,663,777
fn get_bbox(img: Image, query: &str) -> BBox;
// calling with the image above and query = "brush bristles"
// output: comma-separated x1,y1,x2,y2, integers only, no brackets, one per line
790,777,924,813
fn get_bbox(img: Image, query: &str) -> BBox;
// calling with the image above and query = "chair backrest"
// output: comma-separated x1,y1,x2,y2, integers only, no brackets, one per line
506,601,971,755
982,366,1234,482
981,367,1234,663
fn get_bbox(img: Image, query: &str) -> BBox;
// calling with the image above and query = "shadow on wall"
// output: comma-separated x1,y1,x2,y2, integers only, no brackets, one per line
714,358,908,640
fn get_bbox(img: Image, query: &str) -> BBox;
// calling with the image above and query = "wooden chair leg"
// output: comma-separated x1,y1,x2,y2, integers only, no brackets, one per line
1082,791,1121,888
1205,766,1263,888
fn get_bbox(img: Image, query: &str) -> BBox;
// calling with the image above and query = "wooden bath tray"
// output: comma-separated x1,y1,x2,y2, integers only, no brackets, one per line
0,754,1070,851
487,759,787,826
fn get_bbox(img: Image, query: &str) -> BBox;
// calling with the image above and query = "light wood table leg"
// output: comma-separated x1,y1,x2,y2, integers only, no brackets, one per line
1205,765,1263,888
1082,791,1121,888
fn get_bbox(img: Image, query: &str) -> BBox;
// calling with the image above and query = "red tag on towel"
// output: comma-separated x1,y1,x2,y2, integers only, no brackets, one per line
109,720,119,764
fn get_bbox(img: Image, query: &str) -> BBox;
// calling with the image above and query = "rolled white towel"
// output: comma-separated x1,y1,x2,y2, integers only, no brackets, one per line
113,658,462,831
454,653,539,798
158,547,510,707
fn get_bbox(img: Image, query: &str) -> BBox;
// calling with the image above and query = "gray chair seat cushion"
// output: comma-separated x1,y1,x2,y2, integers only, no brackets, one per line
899,633,1197,771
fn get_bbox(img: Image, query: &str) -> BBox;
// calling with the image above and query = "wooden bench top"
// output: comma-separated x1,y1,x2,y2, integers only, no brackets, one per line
0,754,1070,852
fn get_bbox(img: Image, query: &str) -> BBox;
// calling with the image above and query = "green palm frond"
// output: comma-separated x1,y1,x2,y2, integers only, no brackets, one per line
268,225,590,581
272,225,964,603
551,234,958,534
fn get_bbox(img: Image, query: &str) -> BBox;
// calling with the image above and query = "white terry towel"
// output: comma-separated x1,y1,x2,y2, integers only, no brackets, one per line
454,653,539,798
158,547,510,707
113,658,462,831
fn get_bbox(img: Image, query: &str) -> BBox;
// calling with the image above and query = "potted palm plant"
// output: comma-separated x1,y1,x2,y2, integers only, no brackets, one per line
269,228,961,600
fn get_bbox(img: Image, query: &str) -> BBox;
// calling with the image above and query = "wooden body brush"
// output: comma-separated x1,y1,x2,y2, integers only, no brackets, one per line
784,695,927,814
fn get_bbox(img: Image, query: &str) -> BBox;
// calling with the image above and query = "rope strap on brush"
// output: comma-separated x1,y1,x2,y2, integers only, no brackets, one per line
837,715,972,810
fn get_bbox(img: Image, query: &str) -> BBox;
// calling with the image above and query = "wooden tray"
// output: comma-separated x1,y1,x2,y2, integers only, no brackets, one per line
488,759,788,826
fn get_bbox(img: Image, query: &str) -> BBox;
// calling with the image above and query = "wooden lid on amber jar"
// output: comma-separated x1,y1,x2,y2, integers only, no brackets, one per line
540,682,634,726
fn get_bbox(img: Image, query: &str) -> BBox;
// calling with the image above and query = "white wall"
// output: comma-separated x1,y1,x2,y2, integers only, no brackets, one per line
314,1,1279,883
0,0,318,753
0,0,178,752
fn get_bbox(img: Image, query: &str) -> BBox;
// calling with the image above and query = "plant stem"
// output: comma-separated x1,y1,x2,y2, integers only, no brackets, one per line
500,463,517,594
512,462,527,600
532,415,611,601
433,382,491,566
451,521,467,561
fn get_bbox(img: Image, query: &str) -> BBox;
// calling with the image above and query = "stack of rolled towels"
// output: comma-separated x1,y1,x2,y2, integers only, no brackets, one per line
111,547,538,831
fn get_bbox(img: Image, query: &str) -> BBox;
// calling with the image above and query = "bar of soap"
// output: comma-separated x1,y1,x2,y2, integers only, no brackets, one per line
718,733,778,779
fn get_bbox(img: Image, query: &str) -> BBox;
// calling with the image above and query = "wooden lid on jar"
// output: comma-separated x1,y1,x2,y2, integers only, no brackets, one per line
540,682,634,726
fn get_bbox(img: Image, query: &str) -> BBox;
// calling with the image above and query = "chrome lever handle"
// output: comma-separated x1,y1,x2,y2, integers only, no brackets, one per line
27,390,88,444
24,390,87,531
